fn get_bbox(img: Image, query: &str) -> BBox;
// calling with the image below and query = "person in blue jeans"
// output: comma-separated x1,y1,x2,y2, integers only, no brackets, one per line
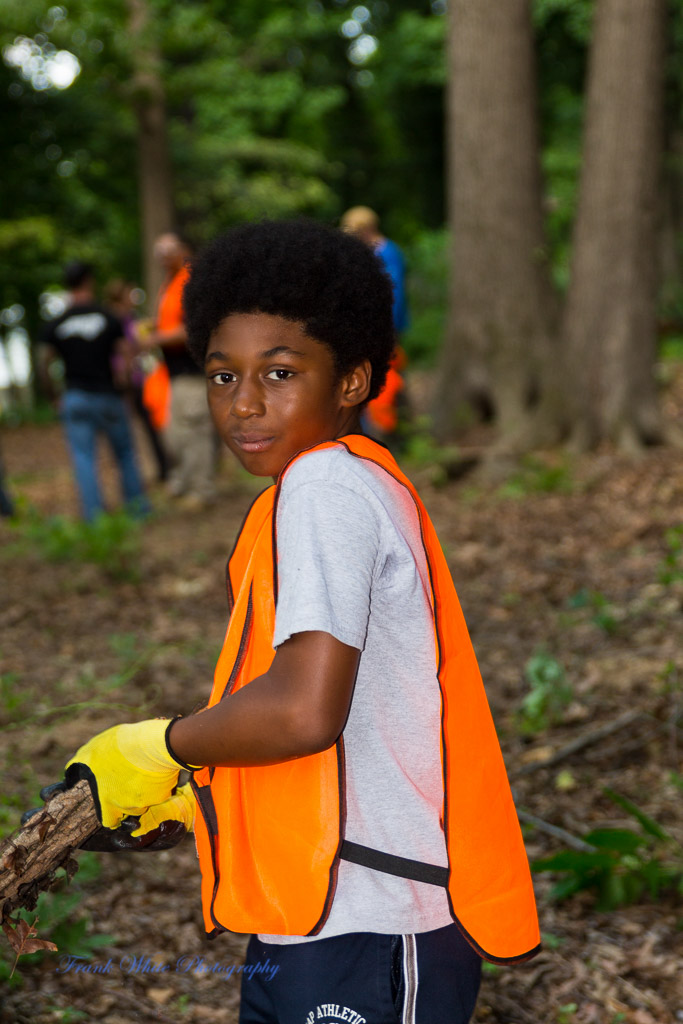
0,438,15,518
41,261,149,521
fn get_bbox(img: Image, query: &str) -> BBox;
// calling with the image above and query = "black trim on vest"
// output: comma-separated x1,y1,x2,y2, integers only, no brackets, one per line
191,777,226,937
307,736,347,936
220,585,253,702
339,840,449,888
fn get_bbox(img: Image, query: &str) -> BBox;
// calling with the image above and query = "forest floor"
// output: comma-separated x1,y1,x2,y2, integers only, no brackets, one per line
0,367,682,1024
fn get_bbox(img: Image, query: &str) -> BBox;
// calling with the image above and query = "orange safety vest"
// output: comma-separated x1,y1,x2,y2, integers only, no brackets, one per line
141,362,170,431
366,347,407,434
191,435,540,964
157,265,190,333
142,265,192,431
366,365,404,433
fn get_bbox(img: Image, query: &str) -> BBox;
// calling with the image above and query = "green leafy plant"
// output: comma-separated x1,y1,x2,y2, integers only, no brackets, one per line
567,588,618,633
517,651,573,734
659,525,683,584
532,790,683,910
6,507,143,581
0,670,32,728
400,416,461,484
402,228,449,368
499,455,574,498
47,1008,88,1023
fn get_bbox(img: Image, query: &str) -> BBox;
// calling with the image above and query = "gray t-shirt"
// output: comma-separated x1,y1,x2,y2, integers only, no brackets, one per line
260,446,453,943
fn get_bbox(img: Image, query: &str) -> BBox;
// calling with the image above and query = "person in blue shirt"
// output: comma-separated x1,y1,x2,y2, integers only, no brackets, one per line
340,207,409,333
341,207,409,444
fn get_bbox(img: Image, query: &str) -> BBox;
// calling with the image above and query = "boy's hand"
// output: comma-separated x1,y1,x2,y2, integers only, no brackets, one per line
23,781,196,853
82,782,196,851
131,782,196,837
65,719,196,830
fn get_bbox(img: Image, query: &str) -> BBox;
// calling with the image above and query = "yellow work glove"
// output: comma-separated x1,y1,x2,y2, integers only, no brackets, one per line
65,718,199,830
132,782,196,837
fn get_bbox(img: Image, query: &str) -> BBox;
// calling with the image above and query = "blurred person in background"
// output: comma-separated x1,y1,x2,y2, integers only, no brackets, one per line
0,439,15,518
41,261,149,522
105,279,170,483
138,232,217,509
340,207,410,447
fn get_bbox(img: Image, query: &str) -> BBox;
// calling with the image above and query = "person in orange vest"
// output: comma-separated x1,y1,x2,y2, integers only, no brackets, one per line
139,232,216,507
57,220,539,1023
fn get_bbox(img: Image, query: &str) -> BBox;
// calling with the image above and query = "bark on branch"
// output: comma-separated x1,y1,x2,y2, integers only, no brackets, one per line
0,781,99,920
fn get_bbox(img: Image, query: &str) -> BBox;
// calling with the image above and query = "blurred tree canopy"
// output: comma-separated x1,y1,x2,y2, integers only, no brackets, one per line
2,0,683,451
0,0,446,322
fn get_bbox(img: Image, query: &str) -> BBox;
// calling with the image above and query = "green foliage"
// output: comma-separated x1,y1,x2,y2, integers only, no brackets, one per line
518,651,573,734
5,507,143,581
499,455,574,498
47,1009,88,1024
567,588,619,633
541,129,583,291
533,0,591,291
0,400,58,428
556,1005,578,1024
658,525,683,584
0,671,26,725
0,0,452,343
659,335,683,361
0,855,115,984
402,228,449,368
533,0,594,43
533,790,683,911
0,784,32,842
399,415,460,486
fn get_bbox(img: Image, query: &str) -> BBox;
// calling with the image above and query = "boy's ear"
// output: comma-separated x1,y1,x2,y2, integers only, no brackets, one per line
340,359,372,408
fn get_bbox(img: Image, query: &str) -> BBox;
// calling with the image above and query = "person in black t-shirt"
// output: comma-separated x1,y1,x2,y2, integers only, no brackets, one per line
41,261,149,521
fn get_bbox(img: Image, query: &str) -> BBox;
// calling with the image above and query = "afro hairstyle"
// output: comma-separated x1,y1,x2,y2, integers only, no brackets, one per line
182,219,396,402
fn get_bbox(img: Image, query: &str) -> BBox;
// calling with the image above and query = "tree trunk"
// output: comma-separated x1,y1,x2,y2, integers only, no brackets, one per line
0,781,98,920
128,0,175,305
562,0,667,452
434,0,557,453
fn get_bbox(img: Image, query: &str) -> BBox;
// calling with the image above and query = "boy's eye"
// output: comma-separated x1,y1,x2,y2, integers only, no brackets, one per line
210,372,236,385
266,368,294,381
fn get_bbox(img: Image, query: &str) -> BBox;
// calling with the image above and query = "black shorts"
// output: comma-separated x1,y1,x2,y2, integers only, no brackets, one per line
238,922,482,1024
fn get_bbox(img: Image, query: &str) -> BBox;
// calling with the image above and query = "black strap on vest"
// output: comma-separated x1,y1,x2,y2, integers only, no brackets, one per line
339,840,449,888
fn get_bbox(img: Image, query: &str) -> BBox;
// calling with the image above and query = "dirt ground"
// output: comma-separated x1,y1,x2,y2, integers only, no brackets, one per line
0,375,682,1024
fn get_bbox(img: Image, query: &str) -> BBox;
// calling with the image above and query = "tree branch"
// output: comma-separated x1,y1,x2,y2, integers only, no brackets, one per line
0,781,99,920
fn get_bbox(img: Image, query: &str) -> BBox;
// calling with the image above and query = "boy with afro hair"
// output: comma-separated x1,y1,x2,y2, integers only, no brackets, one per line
61,219,539,1023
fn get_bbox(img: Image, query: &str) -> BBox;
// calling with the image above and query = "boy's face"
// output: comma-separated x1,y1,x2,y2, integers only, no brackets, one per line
205,312,370,479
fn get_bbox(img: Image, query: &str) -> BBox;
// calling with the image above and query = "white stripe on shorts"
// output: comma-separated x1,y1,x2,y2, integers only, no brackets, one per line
401,934,418,1024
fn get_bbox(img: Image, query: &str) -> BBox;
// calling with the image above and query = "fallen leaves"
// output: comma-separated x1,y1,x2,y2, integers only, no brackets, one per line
1,916,57,977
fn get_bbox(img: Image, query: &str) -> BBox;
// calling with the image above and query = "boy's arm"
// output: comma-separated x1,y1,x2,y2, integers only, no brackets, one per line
63,630,359,831
169,629,360,767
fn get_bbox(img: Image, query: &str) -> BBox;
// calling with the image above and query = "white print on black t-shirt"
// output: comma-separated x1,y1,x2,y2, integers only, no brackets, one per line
305,1006,366,1024
55,313,108,341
